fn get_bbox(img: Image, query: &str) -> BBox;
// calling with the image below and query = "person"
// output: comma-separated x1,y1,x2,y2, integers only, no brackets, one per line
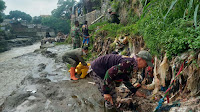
107,8,120,24
62,46,89,80
82,21,90,46
45,32,51,38
71,21,82,49
90,50,153,111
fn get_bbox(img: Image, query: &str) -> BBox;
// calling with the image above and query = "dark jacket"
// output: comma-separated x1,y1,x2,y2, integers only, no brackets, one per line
91,54,136,79
109,12,120,24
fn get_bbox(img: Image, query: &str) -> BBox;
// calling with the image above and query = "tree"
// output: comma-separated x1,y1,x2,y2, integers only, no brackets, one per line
42,16,71,34
41,0,75,34
32,16,42,24
51,0,75,19
6,10,32,22
0,0,6,23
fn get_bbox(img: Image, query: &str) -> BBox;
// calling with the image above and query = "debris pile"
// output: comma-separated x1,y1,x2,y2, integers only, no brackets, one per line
90,31,200,111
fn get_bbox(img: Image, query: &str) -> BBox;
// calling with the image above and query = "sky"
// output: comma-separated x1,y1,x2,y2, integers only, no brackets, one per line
4,0,59,17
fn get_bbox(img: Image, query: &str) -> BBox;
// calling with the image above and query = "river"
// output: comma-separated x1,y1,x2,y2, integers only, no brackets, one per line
0,43,104,112
0,43,41,62
0,43,69,106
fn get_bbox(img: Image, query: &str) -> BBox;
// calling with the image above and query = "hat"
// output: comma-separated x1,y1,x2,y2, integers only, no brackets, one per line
136,50,154,67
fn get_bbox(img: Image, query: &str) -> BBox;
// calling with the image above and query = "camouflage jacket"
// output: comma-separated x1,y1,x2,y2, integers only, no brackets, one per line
103,60,138,94
62,48,87,66
71,26,82,42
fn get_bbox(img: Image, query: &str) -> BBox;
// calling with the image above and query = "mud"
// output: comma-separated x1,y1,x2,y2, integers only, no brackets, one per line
1,76,103,112
0,44,104,112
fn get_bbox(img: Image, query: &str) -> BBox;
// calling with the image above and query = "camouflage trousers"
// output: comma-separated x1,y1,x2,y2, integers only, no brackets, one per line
90,71,118,111
73,40,81,49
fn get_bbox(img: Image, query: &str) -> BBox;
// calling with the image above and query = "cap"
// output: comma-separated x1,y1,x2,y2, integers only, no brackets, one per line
136,50,154,67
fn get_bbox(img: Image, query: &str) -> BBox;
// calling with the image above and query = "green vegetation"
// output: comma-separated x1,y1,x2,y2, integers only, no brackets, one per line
61,0,200,60
42,0,75,34
32,16,42,24
89,0,200,59
89,22,123,39
6,10,32,22
42,16,71,34
137,0,200,58
0,0,6,23
51,0,75,18
67,64,72,69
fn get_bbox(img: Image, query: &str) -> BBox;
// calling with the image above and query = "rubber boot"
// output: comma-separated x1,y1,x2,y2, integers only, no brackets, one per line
76,63,83,75
70,67,78,80
80,67,88,78
76,68,82,75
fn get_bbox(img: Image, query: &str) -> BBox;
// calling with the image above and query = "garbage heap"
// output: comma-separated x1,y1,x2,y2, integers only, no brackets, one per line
91,34,200,112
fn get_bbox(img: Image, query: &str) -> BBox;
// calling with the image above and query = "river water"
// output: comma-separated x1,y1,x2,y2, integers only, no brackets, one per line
0,43,104,112
0,43,41,62
0,43,70,106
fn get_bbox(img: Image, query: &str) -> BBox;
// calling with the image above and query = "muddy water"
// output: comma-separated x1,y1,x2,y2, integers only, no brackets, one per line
0,44,70,106
0,44,104,112
0,43,41,62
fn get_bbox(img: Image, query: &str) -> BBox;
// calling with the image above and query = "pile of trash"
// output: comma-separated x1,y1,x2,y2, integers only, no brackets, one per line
91,32,200,111
112,51,200,112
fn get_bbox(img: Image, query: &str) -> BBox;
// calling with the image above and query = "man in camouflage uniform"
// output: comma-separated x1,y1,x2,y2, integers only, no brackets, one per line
71,21,82,49
90,51,153,112
108,9,120,24
62,46,88,80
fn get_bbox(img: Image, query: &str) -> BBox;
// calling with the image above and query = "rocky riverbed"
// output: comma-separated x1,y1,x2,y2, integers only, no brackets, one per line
0,44,104,112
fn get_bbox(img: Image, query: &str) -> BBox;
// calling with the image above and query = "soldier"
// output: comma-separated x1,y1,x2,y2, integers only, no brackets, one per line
90,51,153,111
108,8,120,24
71,21,82,49
62,46,89,80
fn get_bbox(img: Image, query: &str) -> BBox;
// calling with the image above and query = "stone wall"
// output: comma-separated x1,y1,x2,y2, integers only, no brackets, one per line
71,10,102,26
0,21,56,53
71,0,111,26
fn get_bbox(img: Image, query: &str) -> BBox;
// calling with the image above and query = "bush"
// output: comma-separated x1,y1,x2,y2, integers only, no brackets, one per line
88,0,200,59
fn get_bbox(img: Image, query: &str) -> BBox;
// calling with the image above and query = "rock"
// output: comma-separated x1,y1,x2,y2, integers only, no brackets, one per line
0,40,9,52
34,78,51,84
40,43,55,49
3,91,31,110
41,49,57,58
39,72,48,77
48,73,58,76
22,76,51,85
38,63,46,72
7,38,35,48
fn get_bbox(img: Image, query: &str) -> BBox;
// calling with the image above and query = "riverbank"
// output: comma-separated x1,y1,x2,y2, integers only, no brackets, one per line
1,43,200,112
0,44,104,112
